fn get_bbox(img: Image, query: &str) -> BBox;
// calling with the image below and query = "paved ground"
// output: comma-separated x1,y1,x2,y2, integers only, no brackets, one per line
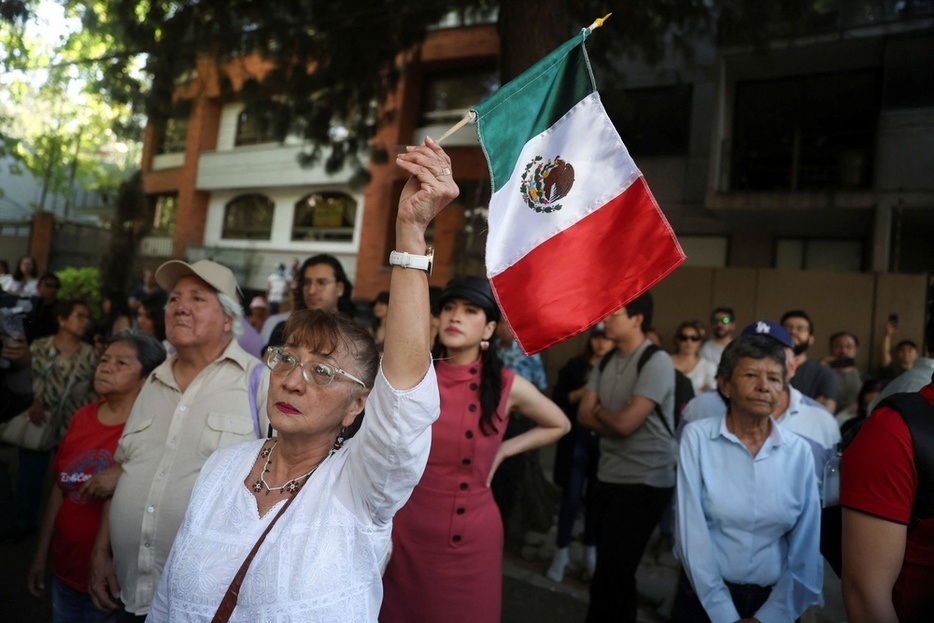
503,525,847,623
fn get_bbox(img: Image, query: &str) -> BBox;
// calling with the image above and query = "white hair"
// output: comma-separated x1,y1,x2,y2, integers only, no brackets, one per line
217,292,245,338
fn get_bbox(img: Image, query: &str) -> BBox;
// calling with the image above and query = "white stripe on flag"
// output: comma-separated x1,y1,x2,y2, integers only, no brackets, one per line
486,92,641,277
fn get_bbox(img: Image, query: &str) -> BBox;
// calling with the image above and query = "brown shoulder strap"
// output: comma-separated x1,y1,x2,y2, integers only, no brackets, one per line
211,494,297,623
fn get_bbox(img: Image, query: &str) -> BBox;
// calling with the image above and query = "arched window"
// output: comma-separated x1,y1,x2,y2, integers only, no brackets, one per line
222,194,274,240
292,192,356,242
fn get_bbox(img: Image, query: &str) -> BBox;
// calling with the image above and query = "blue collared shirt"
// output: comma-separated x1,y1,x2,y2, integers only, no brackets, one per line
679,388,839,485
676,416,823,623
499,340,548,391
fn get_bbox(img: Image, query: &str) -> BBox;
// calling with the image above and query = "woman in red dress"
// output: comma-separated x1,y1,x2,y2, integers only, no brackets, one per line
381,276,569,622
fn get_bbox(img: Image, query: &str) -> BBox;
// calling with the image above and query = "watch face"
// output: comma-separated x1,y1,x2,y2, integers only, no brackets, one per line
426,247,434,276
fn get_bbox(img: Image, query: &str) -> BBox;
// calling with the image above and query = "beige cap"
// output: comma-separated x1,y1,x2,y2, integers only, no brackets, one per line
155,259,240,301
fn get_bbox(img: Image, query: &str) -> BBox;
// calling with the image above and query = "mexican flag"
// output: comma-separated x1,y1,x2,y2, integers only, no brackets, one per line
472,29,685,354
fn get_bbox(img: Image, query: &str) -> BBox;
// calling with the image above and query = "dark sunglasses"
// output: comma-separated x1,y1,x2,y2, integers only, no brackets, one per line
712,316,732,325
677,334,701,342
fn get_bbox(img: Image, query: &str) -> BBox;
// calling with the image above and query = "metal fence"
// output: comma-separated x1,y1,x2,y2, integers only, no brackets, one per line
49,221,110,272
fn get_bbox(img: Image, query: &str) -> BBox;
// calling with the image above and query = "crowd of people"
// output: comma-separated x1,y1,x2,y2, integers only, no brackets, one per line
0,138,932,623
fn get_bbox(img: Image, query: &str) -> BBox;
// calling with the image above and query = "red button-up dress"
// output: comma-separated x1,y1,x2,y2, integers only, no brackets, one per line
381,359,515,622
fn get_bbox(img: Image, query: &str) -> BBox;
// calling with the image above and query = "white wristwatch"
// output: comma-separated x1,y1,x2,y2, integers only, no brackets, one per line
389,248,434,275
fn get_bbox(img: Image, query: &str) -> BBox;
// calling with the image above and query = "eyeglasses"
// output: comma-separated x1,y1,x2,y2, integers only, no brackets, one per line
676,334,701,342
266,347,366,388
713,316,732,325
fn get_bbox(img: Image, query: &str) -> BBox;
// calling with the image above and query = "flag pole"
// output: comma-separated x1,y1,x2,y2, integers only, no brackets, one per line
435,13,610,145
587,13,612,31
434,111,476,145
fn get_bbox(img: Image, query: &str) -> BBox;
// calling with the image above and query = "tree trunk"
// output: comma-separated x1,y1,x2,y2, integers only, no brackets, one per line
496,0,575,81
99,172,147,294
488,0,583,548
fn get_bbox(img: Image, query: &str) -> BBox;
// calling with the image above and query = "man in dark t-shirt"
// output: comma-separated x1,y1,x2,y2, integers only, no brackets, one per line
782,310,837,413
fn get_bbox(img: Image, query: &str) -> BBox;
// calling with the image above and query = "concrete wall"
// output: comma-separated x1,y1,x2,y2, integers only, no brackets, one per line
876,108,934,190
651,266,927,372
543,266,929,387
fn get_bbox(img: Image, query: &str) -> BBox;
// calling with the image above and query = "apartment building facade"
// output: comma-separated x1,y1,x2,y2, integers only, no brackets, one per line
139,7,934,301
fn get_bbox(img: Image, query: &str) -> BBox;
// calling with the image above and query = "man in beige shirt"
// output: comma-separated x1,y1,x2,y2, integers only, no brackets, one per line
89,259,267,620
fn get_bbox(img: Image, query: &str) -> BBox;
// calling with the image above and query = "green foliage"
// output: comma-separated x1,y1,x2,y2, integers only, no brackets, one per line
2,0,920,178
0,0,141,212
56,266,102,318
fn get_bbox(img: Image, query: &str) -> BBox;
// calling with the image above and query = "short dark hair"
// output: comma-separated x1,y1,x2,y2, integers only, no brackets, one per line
108,330,167,377
717,334,788,385
625,292,653,332
711,306,734,321
780,310,813,334
829,331,859,348
428,285,443,318
296,254,355,316
38,271,60,286
895,339,918,351
55,299,87,321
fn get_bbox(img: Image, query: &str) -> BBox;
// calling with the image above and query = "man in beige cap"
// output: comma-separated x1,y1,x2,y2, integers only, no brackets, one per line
88,259,267,621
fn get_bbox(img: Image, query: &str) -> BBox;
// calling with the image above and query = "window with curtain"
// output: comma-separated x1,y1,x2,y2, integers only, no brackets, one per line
291,192,356,242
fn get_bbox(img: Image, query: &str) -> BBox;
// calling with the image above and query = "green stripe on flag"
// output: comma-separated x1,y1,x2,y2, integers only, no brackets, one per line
473,32,595,193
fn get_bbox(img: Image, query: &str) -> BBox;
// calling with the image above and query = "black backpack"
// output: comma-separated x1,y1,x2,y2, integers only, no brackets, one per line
598,343,694,436
820,392,934,578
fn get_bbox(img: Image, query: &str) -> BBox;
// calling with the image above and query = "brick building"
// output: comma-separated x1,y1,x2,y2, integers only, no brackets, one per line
139,5,934,305
139,22,500,300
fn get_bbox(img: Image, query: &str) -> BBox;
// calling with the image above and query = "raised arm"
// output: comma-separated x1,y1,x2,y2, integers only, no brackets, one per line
381,137,459,390
878,320,896,369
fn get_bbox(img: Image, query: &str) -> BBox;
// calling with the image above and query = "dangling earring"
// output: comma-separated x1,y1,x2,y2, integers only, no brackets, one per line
480,340,489,352
333,426,347,451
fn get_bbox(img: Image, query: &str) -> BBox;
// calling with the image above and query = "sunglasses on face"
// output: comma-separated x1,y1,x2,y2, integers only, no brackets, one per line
677,334,701,342
713,316,732,325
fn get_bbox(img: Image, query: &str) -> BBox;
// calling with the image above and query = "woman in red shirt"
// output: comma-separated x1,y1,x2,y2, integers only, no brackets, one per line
28,331,165,622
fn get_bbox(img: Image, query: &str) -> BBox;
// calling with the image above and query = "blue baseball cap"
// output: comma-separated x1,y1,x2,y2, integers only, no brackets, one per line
741,320,793,349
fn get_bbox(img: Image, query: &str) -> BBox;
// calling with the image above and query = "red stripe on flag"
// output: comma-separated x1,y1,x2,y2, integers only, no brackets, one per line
490,177,684,354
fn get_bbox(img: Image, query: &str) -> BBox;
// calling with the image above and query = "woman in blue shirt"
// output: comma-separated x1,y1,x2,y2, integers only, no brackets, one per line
671,335,823,623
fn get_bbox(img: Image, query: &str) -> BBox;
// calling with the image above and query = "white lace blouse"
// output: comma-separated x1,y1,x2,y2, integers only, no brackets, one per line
147,364,439,622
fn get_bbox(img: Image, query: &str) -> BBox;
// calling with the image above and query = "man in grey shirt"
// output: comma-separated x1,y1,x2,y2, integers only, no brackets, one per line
578,292,675,623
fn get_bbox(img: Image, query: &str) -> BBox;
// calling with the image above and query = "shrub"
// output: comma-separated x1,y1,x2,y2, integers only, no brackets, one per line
57,266,102,320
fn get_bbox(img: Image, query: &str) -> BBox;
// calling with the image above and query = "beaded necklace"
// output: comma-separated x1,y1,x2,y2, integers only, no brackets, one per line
251,440,327,496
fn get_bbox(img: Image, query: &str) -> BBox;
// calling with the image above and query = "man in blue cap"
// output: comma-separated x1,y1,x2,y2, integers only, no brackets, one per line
679,320,840,459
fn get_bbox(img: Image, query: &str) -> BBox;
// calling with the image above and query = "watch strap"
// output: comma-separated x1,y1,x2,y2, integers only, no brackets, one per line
389,249,433,274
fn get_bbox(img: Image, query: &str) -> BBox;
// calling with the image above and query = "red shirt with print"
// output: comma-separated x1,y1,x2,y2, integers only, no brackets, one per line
50,401,125,592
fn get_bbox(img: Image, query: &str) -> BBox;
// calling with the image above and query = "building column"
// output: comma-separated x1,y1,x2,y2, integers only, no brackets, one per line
871,203,892,273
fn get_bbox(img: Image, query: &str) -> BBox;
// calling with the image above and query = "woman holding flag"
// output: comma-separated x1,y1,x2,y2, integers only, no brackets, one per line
380,275,569,622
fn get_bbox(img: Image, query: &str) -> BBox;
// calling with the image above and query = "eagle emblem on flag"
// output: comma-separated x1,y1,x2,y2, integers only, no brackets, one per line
519,155,575,213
